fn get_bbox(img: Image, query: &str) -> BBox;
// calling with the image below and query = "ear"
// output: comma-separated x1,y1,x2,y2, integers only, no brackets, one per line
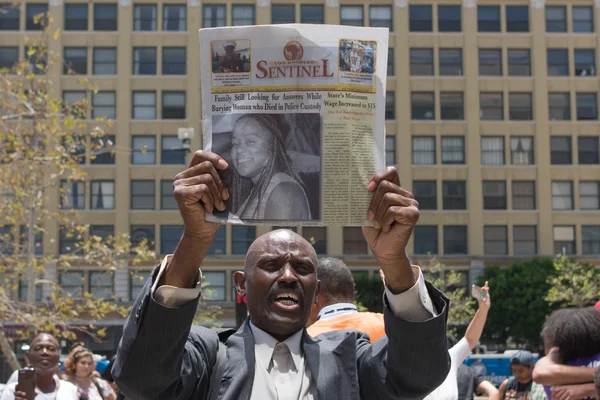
233,271,246,296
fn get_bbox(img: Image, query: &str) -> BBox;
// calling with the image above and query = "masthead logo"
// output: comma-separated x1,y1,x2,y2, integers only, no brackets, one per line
284,41,304,61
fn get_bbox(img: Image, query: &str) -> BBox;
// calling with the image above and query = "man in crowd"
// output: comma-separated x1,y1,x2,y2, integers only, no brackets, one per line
306,257,385,342
498,350,536,399
113,151,450,399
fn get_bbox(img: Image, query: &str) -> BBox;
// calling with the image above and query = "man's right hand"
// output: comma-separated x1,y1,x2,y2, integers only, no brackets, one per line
173,151,229,242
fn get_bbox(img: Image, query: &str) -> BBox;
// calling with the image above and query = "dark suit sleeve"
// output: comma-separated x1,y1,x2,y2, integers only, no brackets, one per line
112,265,218,400
357,281,451,399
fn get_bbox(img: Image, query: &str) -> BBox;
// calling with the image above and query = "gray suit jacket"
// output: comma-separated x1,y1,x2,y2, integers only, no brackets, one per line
113,267,450,400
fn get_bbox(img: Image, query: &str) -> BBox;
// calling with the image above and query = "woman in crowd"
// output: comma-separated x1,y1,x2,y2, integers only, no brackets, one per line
229,114,311,220
63,347,116,400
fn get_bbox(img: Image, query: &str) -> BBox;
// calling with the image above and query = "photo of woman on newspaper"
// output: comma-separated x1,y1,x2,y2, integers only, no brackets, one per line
211,113,321,222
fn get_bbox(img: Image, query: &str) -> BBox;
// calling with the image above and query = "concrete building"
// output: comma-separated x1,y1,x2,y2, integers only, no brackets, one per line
1,0,600,361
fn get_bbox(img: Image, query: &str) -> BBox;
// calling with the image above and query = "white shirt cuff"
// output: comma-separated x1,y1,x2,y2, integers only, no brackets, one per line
384,266,437,322
152,255,202,308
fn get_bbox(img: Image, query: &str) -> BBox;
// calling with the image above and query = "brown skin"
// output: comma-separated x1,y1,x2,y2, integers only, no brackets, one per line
162,151,419,340
497,365,534,399
15,333,60,400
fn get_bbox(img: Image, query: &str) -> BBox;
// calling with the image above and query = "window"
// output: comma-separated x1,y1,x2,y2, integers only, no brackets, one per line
132,91,156,119
162,91,186,119
512,181,536,210
65,4,88,31
411,92,435,120
91,135,115,165
94,4,117,31
301,5,324,24
90,180,115,210
413,181,437,210
0,3,20,30
410,5,432,32
550,136,572,164
163,4,186,31
383,92,395,120
548,92,571,121
443,181,467,210
412,136,435,165
387,48,394,76
507,49,530,76
131,180,155,210
340,5,363,27
547,49,568,76
509,93,532,120
552,181,573,210
414,226,438,254
19,275,43,301
162,47,186,75
438,5,461,32
161,225,183,255
506,6,529,32
161,136,186,164
478,5,500,32
59,271,84,297
60,181,84,209
160,180,177,210
89,225,114,241
553,226,575,254
343,227,367,255
410,49,433,76
202,272,226,301
272,5,295,24
481,137,505,165
92,92,116,119
439,49,462,76
93,47,116,75
484,226,508,255
26,4,48,30
207,226,226,255
0,225,14,255
440,92,463,120
577,93,598,120
59,226,83,254
444,226,467,254
370,5,392,30
479,49,502,76
132,136,156,165
63,91,87,119
0,47,18,69
25,48,46,75
582,226,600,254
87,273,114,300
232,226,255,254
303,227,327,254
130,270,151,300
203,4,226,27
63,47,88,75
232,5,255,26
578,137,599,164
580,181,600,210
574,49,595,77
386,136,396,165
441,136,464,164
133,47,156,75
573,6,594,33
511,137,534,165
513,226,537,255
483,181,507,210
480,92,503,120
134,4,156,31
130,225,155,250
546,6,566,33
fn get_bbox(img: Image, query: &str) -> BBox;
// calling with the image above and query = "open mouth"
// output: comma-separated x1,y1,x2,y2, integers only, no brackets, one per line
237,158,252,164
273,292,300,308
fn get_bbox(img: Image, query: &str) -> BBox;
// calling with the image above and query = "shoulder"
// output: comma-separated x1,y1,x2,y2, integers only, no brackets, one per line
58,380,79,395
269,180,306,201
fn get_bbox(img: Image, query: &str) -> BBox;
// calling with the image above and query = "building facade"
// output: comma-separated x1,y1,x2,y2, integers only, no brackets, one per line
1,0,600,358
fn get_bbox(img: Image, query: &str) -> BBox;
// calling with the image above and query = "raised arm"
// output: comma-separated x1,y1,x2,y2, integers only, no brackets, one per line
465,282,491,350
533,348,596,386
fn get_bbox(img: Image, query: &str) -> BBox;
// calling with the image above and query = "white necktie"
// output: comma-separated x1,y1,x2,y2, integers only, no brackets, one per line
271,342,298,400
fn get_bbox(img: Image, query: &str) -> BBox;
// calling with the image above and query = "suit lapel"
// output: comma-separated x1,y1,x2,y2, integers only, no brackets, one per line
303,333,324,399
221,319,255,400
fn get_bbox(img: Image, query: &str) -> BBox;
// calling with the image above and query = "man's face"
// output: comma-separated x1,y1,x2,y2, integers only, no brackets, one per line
237,230,319,339
511,365,533,384
231,118,272,179
28,334,59,374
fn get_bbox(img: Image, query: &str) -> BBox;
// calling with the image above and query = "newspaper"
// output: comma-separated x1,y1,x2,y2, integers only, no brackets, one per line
200,24,388,226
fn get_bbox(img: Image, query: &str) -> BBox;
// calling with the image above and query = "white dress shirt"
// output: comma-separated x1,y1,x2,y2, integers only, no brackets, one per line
151,255,438,400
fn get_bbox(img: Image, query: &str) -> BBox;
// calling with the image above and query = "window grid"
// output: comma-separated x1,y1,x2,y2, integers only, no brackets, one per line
442,181,467,210
512,181,536,210
412,136,436,165
131,180,155,210
441,136,465,165
580,181,600,210
410,49,433,76
482,181,507,210
511,137,534,165
578,137,600,165
551,181,574,210
484,226,508,255
343,227,368,255
481,137,505,165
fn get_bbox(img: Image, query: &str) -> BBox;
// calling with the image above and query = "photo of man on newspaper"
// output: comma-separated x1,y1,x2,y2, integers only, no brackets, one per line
211,113,321,222
339,39,377,74
211,39,251,73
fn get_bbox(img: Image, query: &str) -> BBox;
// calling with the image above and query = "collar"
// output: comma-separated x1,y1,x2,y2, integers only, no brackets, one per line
317,303,359,321
249,321,304,371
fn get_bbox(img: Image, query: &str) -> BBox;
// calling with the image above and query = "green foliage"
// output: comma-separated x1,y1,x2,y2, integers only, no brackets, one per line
477,258,557,349
354,274,384,312
546,254,600,308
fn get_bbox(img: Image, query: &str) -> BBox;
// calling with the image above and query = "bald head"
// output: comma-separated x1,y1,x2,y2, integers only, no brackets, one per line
245,229,317,272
